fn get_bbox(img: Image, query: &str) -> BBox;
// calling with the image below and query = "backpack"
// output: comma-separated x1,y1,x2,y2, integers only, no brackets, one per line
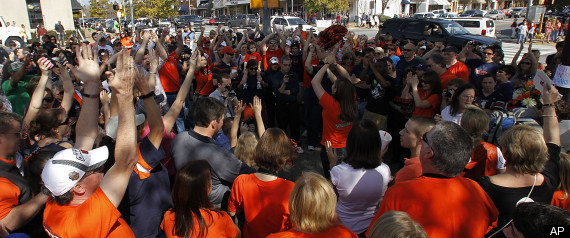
486,108,541,146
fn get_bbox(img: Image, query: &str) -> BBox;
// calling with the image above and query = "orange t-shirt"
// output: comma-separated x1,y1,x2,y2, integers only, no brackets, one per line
227,174,294,238
367,176,498,238
393,157,422,184
0,177,20,220
161,209,238,238
43,187,135,238
551,190,570,211
267,225,358,238
448,61,469,82
159,52,181,93
440,70,457,90
319,93,353,148
245,52,262,64
194,65,215,96
263,48,285,70
412,89,441,118
462,141,499,180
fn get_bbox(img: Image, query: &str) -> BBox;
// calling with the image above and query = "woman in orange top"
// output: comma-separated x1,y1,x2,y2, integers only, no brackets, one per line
267,172,358,238
228,128,295,238
311,56,357,179
551,152,570,211
410,71,442,118
161,160,239,238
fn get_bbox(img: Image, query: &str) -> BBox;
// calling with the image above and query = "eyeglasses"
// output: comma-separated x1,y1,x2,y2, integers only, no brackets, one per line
249,68,257,70
520,61,531,65
483,52,494,55
422,132,430,146
421,81,430,85
226,53,234,56
43,97,54,103
269,41,277,44
403,48,414,52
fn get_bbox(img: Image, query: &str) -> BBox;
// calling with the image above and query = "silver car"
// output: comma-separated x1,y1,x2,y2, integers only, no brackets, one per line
485,10,506,20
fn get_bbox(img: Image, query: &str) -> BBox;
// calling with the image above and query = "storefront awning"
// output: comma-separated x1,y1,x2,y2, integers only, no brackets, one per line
402,0,412,4
179,5,189,12
430,0,451,5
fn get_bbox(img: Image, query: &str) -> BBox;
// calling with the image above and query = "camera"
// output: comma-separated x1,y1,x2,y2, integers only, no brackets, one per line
445,89,455,98
225,85,236,98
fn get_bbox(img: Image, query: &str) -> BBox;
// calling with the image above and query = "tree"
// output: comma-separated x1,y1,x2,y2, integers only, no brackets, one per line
380,0,393,16
132,0,177,19
90,0,111,18
305,0,349,15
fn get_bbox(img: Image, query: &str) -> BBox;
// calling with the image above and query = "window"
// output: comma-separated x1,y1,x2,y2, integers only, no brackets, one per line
27,0,43,29
486,20,494,28
455,21,479,28
403,22,426,33
370,1,375,9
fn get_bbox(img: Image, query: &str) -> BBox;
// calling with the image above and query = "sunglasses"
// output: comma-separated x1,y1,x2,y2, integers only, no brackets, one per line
249,68,257,70
226,53,234,56
520,61,531,65
483,52,494,55
403,48,414,52
422,132,430,146
269,41,277,44
43,97,54,103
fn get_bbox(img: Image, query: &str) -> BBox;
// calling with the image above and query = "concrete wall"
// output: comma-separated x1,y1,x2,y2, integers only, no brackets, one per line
41,0,76,31
0,0,31,29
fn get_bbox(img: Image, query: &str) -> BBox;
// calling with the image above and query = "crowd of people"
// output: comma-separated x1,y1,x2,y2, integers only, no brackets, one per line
0,17,569,238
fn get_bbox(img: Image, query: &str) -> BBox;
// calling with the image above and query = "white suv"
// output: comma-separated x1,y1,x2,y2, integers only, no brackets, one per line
0,16,24,47
270,16,318,35
448,17,496,38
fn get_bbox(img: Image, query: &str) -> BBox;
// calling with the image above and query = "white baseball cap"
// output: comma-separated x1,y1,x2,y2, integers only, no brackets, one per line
105,114,146,140
270,57,279,64
41,146,109,196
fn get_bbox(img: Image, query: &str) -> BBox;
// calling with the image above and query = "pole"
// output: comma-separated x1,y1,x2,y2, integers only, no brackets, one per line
263,0,270,35
130,0,134,34
291,0,293,14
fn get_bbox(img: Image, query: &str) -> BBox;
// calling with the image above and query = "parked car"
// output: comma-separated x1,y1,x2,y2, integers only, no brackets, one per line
459,10,486,17
501,9,512,17
412,12,436,18
439,12,459,18
176,15,203,27
227,14,257,28
485,10,506,20
509,7,527,18
270,16,318,34
379,18,501,53
432,9,446,16
449,17,495,38
211,15,231,25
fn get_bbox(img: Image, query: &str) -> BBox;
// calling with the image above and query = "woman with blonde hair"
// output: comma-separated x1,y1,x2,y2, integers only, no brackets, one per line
368,211,427,238
477,85,561,237
267,172,357,238
461,106,505,180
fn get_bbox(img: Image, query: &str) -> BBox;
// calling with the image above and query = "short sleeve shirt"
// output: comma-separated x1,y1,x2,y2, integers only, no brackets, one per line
159,52,181,93
0,177,20,220
43,187,135,238
267,225,358,238
411,89,440,118
2,75,32,116
319,93,353,148
228,174,294,238
393,157,422,184
161,210,238,238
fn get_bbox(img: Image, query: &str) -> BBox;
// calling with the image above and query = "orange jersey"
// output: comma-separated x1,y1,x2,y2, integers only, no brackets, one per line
367,176,498,238
263,48,284,71
440,70,458,90
463,141,499,180
551,190,570,212
393,157,422,184
0,177,19,220
159,52,181,93
319,93,353,148
194,65,215,96
448,61,469,82
245,52,262,63
43,187,135,238
161,209,238,238
412,89,441,118
267,225,358,238
228,174,295,238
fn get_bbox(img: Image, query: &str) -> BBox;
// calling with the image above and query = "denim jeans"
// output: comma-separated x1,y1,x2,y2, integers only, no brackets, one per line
552,30,559,42
517,33,526,44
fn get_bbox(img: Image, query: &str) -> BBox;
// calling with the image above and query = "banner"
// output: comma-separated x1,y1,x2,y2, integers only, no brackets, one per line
553,65,570,89
268,0,279,8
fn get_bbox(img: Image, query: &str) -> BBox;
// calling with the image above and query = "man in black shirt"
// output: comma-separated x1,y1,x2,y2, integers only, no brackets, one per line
271,56,301,151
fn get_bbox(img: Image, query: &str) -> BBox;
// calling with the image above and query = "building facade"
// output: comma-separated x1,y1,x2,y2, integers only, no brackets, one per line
0,0,76,31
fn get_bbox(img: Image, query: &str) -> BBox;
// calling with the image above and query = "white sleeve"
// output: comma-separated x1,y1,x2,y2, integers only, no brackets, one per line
496,147,506,170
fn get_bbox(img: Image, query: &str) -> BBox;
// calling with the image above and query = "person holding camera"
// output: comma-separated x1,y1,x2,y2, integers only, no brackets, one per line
209,74,238,118
271,56,301,152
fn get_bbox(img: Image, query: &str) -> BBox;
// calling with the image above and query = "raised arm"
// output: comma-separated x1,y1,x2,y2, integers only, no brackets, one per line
70,44,102,151
153,32,168,60
305,46,315,75
22,58,50,126
99,50,138,207
134,68,164,149
57,63,74,114
311,64,330,100
251,96,265,138
542,86,560,145
174,29,184,58
230,100,245,148
511,43,524,66
8,56,31,88
410,73,433,108
163,49,198,133
134,31,150,65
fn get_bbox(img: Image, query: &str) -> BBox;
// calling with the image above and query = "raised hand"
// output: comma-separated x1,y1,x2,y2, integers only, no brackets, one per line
142,31,151,41
234,100,245,116
134,68,150,95
148,49,159,72
38,57,53,75
109,50,136,96
409,73,419,89
188,47,199,70
252,96,262,115
100,90,111,105
70,43,100,84
150,31,159,43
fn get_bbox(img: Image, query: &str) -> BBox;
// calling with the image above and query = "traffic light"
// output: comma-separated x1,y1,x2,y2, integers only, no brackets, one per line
113,4,119,10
